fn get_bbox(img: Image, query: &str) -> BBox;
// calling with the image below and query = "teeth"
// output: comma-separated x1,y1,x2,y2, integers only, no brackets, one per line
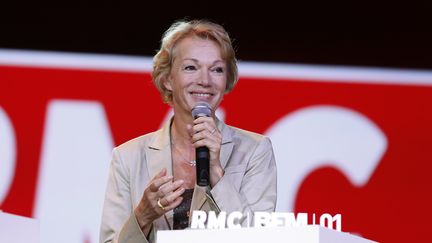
192,93,211,97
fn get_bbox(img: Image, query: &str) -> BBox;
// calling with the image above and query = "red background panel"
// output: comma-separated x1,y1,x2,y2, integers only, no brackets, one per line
1,63,432,243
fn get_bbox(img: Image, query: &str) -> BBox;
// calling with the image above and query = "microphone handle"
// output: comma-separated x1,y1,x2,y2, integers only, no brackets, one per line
196,146,210,186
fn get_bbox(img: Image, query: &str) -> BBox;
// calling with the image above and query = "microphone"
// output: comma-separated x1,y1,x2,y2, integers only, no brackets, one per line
191,102,212,186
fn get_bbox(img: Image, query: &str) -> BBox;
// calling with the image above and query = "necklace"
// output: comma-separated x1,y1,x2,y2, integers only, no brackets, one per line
171,142,196,167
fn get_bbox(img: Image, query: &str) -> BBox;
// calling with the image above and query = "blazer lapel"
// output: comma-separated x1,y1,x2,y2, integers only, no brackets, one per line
145,119,174,230
146,119,173,178
218,119,234,169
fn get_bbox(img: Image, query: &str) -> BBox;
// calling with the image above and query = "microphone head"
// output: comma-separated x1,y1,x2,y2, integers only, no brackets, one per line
191,102,212,118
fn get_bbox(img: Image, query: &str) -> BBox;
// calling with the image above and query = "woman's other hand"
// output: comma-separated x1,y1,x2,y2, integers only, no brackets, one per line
134,168,184,234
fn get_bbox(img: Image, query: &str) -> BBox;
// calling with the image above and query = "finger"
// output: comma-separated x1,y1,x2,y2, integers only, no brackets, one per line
160,186,185,208
153,175,174,189
163,197,184,212
192,123,219,143
150,168,167,183
193,116,213,125
158,179,184,196
193,139,220,152
155,168,167,178
193,117,216,130
149,174,173,192
191,131,208,143
192,123,215,135
192,130,221,144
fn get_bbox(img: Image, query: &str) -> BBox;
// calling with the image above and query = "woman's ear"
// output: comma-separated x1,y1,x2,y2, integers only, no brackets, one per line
163,76,173,91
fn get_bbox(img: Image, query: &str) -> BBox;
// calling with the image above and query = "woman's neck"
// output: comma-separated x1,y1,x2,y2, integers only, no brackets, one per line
171,111,193,147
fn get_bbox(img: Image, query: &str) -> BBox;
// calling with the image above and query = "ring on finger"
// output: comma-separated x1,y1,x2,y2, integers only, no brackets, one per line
211,127,217,134
157,198,165,210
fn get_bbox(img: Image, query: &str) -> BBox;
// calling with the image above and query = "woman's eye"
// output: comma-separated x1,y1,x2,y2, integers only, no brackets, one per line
213,67,224,73
184,65,196,71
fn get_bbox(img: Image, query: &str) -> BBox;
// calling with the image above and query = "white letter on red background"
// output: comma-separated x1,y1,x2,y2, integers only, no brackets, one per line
34,100,114,243
0,106,16,205
266,105,388,212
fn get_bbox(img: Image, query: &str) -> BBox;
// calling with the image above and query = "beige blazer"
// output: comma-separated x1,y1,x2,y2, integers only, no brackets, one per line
100,118,277,243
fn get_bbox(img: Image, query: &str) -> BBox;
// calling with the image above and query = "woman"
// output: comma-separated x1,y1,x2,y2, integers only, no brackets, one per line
100,19,277,243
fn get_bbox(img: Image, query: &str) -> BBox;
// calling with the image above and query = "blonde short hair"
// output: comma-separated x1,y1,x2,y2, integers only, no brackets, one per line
152,19,238,103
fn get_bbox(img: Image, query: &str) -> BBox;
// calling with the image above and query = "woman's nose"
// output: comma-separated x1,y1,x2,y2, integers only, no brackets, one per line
198,70,211,86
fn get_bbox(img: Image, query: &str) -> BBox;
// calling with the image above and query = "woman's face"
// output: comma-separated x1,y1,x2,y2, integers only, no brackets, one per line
165,35,227,116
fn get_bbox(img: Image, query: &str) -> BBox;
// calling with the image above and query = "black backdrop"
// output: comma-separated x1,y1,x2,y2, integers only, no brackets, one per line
1,1,432,69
